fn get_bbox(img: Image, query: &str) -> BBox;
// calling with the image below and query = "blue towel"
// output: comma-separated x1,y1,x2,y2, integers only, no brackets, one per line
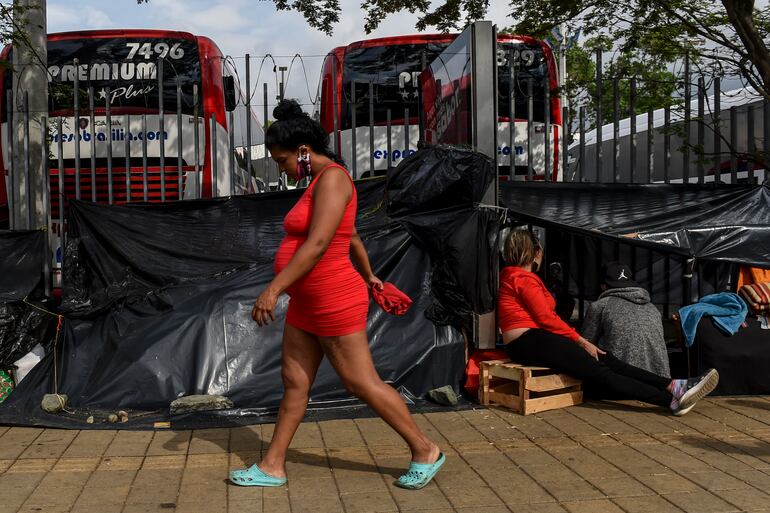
679,292,748,347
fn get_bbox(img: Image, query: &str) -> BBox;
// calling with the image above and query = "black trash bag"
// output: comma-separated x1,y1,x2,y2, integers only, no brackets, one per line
0,230,44,301
401,206,503,331
385,146,495,217
0,301,58,368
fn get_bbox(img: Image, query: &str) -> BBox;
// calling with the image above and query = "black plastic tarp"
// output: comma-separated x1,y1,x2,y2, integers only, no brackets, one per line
500,181,770,266
0,230,44,301
0,177,474,429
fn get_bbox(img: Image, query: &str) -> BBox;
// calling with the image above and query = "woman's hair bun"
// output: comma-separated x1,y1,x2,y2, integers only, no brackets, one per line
273,99,306,121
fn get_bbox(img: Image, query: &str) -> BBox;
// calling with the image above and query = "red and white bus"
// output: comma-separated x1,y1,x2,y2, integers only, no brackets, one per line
317,33,561,180
0,29,263,229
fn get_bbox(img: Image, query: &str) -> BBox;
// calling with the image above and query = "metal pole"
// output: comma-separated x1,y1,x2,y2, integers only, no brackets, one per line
664,105,671,183
332,54,340,155
158,57,166,202
351,80,357,179
88,86,96,202
544,75,551,181
613,75,620,183
730,105,738,184
386,109,392,172
595,48,603,182
245,54,253,183
40,117,50,297
683,52,691,183
714,77,721,185
748,104,756,184
405,107,410,154
369,80,375,175
630,77,637,183
527,80,533,180
194,84,200,198
509,47,516,180
263,83,269,187
6,89,14,229
125,114,131,202
56,116,64,231
229,110,235,196
74,58,81,200
562,105,568,182
765,97,770,183
697,76,705,184
141,114,148,201
24,91,31,228
578,105,585,182
177,80,183,199
647,106,654,183
211,116,218,196
106,87,113,204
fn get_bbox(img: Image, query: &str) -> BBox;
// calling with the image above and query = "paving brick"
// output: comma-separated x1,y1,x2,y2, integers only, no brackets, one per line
22,485,82,507
70,503,124,513
287,476,338,498
662,491,742,513
103,431,153,458
142,455,186,469
53,457,101,472
509,503,569,513
612,495,686,513
98,456,144,471
145,430,191,456
317,419,367,448
7,457,57,473
18,429,78,459
562,499,626,513
74,485,131,505
388,484,452,510
63,430,116,458
444,485,505,508
85,469,137,488
0,428,43,460
38,470,92,489
586,476,655,497
227,498,263,513
683,470,753,491
293,494,346,513
716,488,770,511
634,473,702,494
538,479,605,502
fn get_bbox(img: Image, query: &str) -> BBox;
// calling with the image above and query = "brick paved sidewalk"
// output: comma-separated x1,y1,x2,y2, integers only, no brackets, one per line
2,397,770,513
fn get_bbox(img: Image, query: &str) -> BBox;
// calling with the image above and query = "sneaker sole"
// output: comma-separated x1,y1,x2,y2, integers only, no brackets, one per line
678,369,719,412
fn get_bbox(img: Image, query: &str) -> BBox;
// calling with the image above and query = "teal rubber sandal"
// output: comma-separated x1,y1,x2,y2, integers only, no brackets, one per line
394,453,446,490
229,464,287,487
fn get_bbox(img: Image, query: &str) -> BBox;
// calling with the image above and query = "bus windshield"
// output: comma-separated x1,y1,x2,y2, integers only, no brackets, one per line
497,41,550,123
3,36,202,118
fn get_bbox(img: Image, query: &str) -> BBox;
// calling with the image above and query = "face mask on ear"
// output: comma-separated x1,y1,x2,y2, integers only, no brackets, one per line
296,150,311,180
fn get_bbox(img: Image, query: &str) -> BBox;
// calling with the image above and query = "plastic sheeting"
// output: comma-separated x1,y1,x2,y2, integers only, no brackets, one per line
0,177,478,429
0,230,43,301
500,181,770,266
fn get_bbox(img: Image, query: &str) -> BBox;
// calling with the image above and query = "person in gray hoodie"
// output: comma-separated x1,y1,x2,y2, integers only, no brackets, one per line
581,262,671,378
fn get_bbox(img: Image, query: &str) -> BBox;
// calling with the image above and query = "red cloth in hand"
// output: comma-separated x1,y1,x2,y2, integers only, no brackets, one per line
371,282,413,316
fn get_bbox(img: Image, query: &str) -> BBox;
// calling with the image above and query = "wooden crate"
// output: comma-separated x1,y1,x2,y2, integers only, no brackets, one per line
479,359,583,415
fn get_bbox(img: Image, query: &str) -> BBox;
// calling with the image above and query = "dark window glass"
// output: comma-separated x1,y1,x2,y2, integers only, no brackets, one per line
497,42,550,123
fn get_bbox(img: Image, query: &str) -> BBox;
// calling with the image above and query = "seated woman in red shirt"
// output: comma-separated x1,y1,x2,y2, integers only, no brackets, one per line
498,229,718,416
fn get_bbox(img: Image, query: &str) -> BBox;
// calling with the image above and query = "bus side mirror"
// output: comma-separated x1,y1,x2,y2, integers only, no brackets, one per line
223,75,237,112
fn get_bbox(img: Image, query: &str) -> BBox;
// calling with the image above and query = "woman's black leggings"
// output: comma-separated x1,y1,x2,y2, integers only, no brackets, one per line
506,329,673,408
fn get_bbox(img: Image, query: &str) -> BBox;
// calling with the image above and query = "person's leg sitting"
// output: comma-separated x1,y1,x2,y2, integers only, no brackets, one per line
507,329,672,408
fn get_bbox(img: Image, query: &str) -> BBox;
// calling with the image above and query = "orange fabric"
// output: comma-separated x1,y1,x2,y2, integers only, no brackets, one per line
739,282,770,313
737,266,770,289
371,282,413,316
274,164,369,336
464,349,508,397
497,266,580,342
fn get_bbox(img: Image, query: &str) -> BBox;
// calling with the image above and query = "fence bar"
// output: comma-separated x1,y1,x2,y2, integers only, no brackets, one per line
664,254,671,319
88,86,96,202
612,75,620,183
369,80,375,175
630,77,637,183
509,47,516,180
647,106,654,183
578,106,585,182
104,87,113,204
193,84,200,198
73,58,81,200
351,81,357,179
332,54,340,155
263,83,269,188
125,114,131,202
158,58,166,201
229,110,235,196
245,54,253,183
6,90,14,229
418,50,427,148
386,109,392,172
210,116,218,197
527,80,533,180
595,48,603,182
714,77,721,184
683,53,691,184
544,76,551,181
697,76,705,184
765,97,770,183
561,105,568,182
405,107,410,155
730,105,738,184
41,117,51,296
177,80,183,199
56,116,64,229
141,114,148,201
23,92,31,228
663,105,671,183
748,104,755,184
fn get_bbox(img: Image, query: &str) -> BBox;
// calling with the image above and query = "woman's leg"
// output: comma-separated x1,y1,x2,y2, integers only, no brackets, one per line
319,330,440,464
258,324,324,478
508,330,672,408
600,352,671,389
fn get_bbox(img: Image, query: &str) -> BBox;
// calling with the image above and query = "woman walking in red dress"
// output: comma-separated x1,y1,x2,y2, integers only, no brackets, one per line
229,100,444,490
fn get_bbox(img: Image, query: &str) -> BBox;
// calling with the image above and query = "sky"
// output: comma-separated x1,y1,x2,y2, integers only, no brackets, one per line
46,0,520,116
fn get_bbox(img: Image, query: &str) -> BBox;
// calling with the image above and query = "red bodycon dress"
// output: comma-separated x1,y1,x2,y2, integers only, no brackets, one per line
274,164,369,336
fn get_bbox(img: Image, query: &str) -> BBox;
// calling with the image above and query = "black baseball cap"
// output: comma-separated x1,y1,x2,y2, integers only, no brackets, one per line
604,261,639,288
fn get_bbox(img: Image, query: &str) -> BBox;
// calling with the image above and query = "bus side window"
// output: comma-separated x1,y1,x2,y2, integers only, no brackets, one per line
223,75,237,112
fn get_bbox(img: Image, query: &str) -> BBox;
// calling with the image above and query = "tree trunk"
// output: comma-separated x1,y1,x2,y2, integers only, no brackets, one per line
722,0,770,97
